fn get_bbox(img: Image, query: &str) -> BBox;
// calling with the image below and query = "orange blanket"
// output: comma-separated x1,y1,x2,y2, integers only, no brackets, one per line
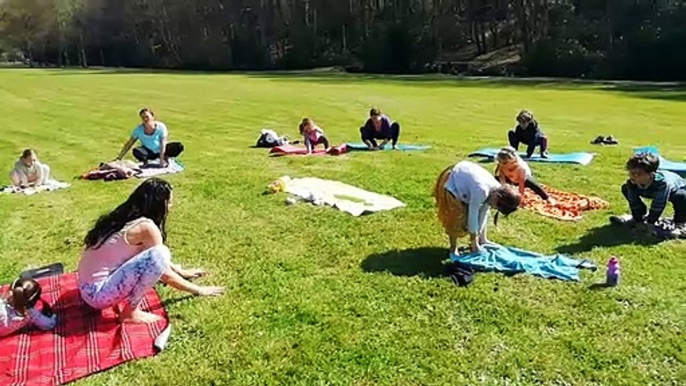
521,185,609,221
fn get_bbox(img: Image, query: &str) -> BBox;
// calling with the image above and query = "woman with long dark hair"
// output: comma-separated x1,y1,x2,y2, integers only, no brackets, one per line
78,178,223,324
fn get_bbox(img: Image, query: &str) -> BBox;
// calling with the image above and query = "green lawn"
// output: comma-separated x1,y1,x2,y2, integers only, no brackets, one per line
1,69,685,386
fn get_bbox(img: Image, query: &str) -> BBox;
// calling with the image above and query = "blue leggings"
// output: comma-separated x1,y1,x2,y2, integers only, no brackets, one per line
80,245,171,310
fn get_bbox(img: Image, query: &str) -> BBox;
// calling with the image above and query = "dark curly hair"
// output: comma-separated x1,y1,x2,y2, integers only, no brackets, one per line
626,153,659,173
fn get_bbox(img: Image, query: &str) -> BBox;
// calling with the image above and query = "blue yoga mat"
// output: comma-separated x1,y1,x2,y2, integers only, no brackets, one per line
345,143,431,151
633,146,686,177
451,244,596,281
468,148,595,165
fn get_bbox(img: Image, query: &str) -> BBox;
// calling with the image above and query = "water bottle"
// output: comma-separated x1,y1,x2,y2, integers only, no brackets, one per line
606,257,621,286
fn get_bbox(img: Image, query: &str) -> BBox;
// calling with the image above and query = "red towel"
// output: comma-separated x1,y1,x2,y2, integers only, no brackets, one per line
0,273,170,386
521,184,609,221
269,143,348,156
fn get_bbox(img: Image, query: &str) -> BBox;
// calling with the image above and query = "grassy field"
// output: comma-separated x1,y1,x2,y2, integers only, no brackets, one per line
0,69,685,386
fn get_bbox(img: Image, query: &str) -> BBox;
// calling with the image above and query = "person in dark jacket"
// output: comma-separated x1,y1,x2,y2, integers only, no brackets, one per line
359,108,401,150
610,153,686,237
508,110,549,159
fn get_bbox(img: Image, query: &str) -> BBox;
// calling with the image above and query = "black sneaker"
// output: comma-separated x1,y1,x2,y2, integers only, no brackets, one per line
540,151,549,159
604,135,619,145
591,135,605,145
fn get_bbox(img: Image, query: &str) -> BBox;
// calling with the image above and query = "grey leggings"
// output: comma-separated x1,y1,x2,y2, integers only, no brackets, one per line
79,245,171,310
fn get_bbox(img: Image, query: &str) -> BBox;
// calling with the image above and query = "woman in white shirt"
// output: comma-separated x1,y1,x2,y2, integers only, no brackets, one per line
434,161,522,254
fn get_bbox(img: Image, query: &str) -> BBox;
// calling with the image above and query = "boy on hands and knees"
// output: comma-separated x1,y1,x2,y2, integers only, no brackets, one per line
611,153,686,238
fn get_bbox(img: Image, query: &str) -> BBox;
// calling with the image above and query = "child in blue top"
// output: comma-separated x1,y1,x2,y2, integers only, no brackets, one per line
611,153,686,236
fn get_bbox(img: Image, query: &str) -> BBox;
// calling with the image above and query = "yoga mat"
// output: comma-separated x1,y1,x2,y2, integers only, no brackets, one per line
269,144,347,156
345,142,431,151
468,148,595,165
0,273,170,386
450,244,597,281
634,146,686,177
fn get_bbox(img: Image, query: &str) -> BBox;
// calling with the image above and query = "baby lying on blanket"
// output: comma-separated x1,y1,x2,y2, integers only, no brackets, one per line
83,160,142,181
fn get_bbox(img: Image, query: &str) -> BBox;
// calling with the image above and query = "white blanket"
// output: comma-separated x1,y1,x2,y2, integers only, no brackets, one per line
280,176,406,216
136,159,184,178
1,180,70,196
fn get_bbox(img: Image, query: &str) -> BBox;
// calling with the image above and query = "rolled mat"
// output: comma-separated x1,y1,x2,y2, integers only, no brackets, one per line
468,148,595,165
0,273,170,386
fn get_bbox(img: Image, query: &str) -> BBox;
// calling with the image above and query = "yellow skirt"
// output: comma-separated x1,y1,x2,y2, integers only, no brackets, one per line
434,166,468,239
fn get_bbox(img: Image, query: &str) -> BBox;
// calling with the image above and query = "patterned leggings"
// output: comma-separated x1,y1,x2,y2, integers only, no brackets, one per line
80,245,171,310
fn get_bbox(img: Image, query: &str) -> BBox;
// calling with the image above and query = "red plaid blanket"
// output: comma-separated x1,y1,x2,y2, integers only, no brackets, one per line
0,273,170,386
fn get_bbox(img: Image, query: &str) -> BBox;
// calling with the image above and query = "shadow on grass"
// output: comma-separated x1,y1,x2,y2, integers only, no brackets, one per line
556,224,661,254
360,247,450,278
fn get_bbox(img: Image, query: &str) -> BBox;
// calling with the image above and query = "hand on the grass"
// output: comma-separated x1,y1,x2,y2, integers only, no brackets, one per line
195,286,225,297
179,268,206,280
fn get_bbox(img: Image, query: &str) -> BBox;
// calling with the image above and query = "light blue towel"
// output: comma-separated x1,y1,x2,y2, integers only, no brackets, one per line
468,147,595,165
450,244,596,281
633,146,686,177
345,142,431,151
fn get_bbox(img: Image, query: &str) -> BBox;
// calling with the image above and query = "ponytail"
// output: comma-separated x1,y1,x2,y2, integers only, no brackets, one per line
10,278,43,316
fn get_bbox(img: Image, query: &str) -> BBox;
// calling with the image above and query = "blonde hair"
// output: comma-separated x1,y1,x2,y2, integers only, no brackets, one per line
496,146,518,163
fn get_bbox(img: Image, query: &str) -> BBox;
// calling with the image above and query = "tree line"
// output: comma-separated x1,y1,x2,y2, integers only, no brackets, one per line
1,0,685,80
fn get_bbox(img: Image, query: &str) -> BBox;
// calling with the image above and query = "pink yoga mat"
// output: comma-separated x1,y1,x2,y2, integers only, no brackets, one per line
269,144,347,156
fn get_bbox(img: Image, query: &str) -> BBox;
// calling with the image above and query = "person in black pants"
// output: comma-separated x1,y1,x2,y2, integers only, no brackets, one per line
508,110,548,159
115,108,184,166
359,108,400,150
495,147,549,200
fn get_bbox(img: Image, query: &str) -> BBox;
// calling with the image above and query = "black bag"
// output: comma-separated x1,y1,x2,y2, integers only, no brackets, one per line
256,129,287,148
449,261,475,287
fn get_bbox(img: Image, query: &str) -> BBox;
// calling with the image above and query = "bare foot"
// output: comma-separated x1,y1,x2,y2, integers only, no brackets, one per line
119,308,162,324
179,268,206,280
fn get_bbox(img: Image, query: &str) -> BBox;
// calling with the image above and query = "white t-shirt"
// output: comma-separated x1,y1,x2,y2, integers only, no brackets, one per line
444,161,501,234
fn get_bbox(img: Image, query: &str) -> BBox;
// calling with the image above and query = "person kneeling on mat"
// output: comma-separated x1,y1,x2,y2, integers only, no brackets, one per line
508,110,549,159
9,149,52,189
434,161,522,254
78,178,224,324
299,118,330,154
360,108,400,150
610,153,686,237
115,108,184,167
495,147,549,200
